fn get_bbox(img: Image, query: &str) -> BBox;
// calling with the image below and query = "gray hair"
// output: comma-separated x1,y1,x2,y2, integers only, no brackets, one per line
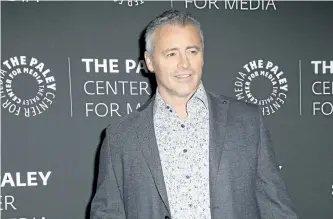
145,10,204,56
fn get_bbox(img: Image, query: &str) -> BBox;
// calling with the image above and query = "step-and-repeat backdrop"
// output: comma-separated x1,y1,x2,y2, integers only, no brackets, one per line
1,1,333,219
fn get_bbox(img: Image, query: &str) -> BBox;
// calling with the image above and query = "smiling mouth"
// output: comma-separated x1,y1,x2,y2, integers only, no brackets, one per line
175,74,192,78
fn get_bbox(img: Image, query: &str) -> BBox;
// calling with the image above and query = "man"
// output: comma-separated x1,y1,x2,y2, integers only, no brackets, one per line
90,10,298,219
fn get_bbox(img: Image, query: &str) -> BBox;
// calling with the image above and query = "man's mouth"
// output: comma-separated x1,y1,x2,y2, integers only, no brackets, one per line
175,74,192,78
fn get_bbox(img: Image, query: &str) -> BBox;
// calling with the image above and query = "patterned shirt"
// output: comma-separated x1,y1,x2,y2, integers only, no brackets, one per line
153,81,211,219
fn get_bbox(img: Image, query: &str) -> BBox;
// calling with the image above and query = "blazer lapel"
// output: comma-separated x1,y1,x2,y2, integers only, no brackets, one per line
136,96,171,213
207,92,230,200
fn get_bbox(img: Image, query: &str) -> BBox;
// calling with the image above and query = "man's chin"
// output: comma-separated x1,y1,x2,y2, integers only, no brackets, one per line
174,88,198,98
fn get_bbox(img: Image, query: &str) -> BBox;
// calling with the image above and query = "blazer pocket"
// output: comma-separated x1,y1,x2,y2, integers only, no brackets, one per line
223,130,258,151
223,141,248,151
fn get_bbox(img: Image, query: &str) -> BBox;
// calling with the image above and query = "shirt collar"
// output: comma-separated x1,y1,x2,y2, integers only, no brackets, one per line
153,80,209,115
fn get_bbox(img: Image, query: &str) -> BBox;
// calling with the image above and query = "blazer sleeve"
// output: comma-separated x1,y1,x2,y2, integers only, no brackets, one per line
90,127,126,219
255,108,299,219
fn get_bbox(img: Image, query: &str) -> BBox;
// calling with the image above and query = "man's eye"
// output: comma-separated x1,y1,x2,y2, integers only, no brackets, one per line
190,50,198,54
167,53,176,57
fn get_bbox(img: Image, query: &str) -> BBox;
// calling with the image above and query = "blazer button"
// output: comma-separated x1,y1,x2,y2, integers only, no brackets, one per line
165,216,170,219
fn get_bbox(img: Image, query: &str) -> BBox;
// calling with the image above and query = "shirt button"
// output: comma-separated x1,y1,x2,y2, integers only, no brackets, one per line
189,203,193,207
183,149,187,153
169,110,173,112
166,106,170,109
186,175,190,179
181,124,185,128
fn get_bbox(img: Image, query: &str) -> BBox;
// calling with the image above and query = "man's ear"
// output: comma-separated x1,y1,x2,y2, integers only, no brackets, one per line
144,51,154,73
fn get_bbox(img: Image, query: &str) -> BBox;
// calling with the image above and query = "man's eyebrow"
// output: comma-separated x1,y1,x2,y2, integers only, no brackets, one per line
162,46,201,54
162,47,179,54
187,45,201,50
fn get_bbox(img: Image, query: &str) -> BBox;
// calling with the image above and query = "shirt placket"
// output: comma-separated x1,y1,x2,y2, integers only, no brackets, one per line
170,115,188,218
184,115,199,217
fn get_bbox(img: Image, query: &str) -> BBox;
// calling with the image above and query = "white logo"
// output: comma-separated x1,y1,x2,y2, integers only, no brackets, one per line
0,56,56,117
234,60,288,116
114,0,144,7
171,0,277,11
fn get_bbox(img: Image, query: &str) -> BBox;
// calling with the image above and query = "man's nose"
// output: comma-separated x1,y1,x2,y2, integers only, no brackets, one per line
177,54,190,69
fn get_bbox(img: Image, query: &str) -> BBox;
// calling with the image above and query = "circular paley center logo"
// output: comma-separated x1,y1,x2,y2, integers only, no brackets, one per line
233,60,288,116
114,0,144,7
0,56,56,117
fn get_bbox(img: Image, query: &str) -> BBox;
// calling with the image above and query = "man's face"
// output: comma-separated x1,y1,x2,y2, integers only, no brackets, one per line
145,24,204,99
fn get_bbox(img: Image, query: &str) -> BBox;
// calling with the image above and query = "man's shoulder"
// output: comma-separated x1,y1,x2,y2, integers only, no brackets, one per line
208,90,260,115
104,96,154,138
104,110,142,140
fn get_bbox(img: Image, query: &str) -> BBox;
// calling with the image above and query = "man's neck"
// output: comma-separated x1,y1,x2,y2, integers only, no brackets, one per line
157,87,198,119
